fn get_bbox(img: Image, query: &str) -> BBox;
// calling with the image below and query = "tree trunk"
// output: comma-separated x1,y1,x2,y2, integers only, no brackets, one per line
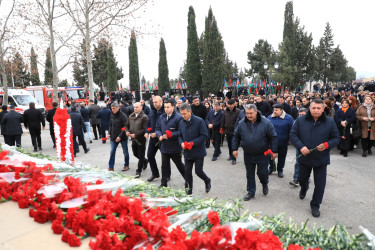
48,0,59,103
85,0,94,101
0,46,8,105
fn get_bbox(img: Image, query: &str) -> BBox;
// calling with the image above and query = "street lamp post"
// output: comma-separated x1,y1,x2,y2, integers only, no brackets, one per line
264,62,279,93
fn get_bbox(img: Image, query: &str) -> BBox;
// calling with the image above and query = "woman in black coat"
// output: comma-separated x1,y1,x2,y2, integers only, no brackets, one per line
334,99,356,157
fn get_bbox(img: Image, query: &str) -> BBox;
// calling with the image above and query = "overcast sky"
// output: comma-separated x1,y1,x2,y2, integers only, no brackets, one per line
118,0,374,87
2,0,375,86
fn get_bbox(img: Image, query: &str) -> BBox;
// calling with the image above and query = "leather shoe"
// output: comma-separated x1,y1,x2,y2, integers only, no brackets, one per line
278,172,284,178
262,184,269,195
243,193,254,201
368,149,372,155
212,156,217,161
299,189,306,200
159,184,167,188
135,171,141,178
147,175,159,182
362,151,367,157
227,157,232,161
84,148,90,153
143,159,148,170
311,209,320,218
231,159,236,165
205,178,211,193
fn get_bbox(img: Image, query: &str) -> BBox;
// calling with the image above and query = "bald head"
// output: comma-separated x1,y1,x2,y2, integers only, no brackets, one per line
134,102,142,114
153,95,163,110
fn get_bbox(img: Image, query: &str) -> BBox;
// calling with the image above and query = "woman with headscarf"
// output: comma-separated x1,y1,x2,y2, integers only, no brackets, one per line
356,95,375,157
334,99,356,157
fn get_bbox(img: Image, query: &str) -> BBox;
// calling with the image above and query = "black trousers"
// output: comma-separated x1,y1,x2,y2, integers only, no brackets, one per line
92,124,101,139
184,158,210,194
361,131,374,151
7,134,21,147
299,164,327,210
73,134,87,153
132,137,146,172
205,130,212,148
226,134,234,159
30,128,42,149
101,128,108,139
161,153,185,186
147,139,160,176
50,128,55,146
212,128,221,157
244,154,268,195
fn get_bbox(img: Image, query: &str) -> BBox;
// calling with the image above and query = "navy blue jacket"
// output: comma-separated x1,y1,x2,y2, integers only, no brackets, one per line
267,112,294,147
96,107,111,130
205,109,223,129
233,112,278,155
80,107,90,122
290,111,340,167
334,107,356,129
70,111,86,135
146,107,165,143
178,115,209,159
156,111,183,154
235,109,246,128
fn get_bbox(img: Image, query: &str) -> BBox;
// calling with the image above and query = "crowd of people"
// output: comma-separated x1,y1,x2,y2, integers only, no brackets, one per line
1,84,374,218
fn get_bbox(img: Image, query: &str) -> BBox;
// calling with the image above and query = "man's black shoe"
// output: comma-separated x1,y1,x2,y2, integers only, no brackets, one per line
159,184,167,188
94,138,98,140
362,151,367,157
167,177,170,182
38,147,42,151
299,189,307,200
147,175,159,182
205,178,211,193
33,148,38,152
289,180,299,187
143,159,148,170
263,184,269,195
135,171,141,178
368,149,372,155
84,148,90,153
243,193,254,201
53,144,56,148
212,156,217,161
278,172,284,178
226,157,232,161
312,209,320,218
231,159,236,165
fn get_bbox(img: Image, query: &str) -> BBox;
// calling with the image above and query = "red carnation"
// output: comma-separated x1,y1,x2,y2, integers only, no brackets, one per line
264,149,273,156
288,245,303,250
323,142,329,149
61,228,70,243
68,233,82,247
207,210,220,226
183,141,189,149
52,220,64,234
147,127,152,132
220,128,224,134
121,127,125,131
101,138,107,141
34,209,49,223
18,199,29,209
165,130,172,138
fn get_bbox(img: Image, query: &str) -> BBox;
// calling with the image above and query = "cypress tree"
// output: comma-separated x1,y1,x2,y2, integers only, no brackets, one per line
316,22,334,84
158,38,169,94
128,30,140,92
201,7,225,96
30,47,40,85
106,45,117,91
44,47,53,85
186,6,202,93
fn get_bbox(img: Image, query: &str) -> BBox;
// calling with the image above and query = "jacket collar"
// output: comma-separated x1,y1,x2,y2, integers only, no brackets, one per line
245,111,262,124
131,111,144,118
271,110,286,119
305,110,326,122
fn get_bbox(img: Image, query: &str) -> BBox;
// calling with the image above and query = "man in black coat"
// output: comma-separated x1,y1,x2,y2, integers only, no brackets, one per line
70,105,90,156
88,100,101,140
205,102,223,161
23,102,45,151
255,96,272,118
276,95,292,115
191,96,207,120
221,99,240,165
0,105,8,144
46,102,58,148
2,105,23,147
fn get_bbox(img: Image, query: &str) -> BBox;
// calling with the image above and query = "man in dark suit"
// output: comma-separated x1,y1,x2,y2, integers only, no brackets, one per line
2,105,23,147
88,100,101,140
178,103,211,195
0,105,8,144
23,102,45,151
70,105,90,156
205,102,223,161
46,102,58,148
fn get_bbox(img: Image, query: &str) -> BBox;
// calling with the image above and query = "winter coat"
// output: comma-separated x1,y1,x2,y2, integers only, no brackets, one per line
23,107,45,131
356,104,375,140
267,111,294,147
146,107,165,143
123,111,148,140
178,115,209,160
88,104,101,125
191,103,207,120
235,109,246,128
290,111,340,167
109,111,128,141
334,107,356,130
256,101,272,118
156,111,183,154
2,110,23,136
46,108,57,131
221,108,240,135
80,107,90,122
233,112,278,155
142,105,151,116
96,107,111,130
281,102,292,115
205,110,223,130
0,110,8,135
70,111,86,135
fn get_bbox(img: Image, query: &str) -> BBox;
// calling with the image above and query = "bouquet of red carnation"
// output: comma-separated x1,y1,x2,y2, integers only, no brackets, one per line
296,142,329,159
220,128,224,134
181,141,194,155
165,130,172,138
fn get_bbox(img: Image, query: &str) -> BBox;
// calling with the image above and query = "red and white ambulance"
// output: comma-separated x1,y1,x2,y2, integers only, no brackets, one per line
0,88,47,115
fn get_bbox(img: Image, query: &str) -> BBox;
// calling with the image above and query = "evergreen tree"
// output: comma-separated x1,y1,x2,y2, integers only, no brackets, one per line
329,45,347,83
186,6,202,93
158,38,169,94
128,30,140,91
59,79,69,87
106,45,117,91
30,47,40,85
44,47,53,85
247,39,276,80
11,52,30,87
201,7,225,95
316,22,334,84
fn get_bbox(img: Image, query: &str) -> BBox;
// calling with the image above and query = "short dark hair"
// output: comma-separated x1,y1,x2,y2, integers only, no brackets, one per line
299,108,308,113
311,99,323,105
52,102,58,108
193,96,200,100
89,99,94,103
164,99,175,107
29,102,35,108
1,105,7,111
71,105,77,111
277,95,284,99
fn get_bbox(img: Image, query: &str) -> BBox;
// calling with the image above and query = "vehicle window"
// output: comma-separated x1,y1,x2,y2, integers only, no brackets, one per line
12,95,38,106
66,89,85,100
8,96,17,106
33,90,44,105
47,91,52,98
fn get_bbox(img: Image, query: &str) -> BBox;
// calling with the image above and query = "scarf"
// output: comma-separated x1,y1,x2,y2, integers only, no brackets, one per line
342,106,349,113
